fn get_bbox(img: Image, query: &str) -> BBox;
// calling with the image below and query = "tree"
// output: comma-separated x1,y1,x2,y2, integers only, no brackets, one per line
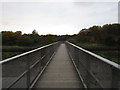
18,35,34,46
15,31,22,35
103,36,115,46
32,30,38,35
2,31,16,45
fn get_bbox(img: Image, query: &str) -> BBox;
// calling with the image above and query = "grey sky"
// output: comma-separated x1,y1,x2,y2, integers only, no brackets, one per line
0,1,118,35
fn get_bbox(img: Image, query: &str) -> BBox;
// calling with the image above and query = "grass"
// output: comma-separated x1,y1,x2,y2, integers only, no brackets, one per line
76,43,117,50
94,51,120,64
2,52,23,60
76,43,103,48
2,43,120,64
75,43,120,64
2,45,44,52
2,45,45,60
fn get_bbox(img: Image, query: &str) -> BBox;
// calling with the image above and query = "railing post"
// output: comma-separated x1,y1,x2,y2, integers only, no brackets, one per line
74,48,79,69
26,54,30,89
65,41,120,88
85,54,91,87
39,50,42,73
48,47,50,60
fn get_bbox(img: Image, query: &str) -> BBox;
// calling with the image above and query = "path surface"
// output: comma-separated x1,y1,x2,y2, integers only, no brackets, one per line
33,44,82,88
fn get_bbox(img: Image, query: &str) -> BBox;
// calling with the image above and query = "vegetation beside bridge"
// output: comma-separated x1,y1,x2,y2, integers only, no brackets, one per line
1,23,120,64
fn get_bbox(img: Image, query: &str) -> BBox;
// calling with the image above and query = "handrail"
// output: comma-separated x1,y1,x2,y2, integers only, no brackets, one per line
66,41,120,70
66,41,120,88
2,42,60,89
0,42,58,64
5,55,46,89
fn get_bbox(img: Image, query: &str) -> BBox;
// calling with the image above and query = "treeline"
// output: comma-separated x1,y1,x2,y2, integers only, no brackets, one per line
1,23,120,47
2,30,72,46
2,30,59,46
68,23,120,46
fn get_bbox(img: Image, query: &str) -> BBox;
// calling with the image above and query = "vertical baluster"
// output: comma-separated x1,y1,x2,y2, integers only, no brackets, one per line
26,54,30,89
39,50,42,73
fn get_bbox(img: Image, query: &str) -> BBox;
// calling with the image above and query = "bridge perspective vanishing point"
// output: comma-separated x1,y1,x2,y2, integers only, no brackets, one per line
1,41,120,89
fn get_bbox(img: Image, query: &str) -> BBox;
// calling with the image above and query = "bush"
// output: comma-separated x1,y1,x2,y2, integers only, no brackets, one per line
103,36,115,46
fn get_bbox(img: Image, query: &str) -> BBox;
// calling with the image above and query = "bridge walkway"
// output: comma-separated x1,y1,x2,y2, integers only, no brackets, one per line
33,43,82,88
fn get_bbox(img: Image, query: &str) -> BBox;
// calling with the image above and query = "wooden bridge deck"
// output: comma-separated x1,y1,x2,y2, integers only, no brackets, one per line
33,43,82,88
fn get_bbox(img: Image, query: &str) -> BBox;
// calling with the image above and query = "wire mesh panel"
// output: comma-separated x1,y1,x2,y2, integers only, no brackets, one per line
1,42,59,89
10,74,27,88
30,59,41,84
2,56,27,89
66,41,120,88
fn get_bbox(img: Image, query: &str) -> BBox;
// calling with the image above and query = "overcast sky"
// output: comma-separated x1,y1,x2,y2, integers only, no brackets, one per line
0,1,118,35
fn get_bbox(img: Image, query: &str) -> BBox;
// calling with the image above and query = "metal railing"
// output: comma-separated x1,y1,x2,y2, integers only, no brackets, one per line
1,42,60,89
66,41,120,88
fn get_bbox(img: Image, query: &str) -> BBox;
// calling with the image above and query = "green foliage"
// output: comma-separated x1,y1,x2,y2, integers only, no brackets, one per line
1,23,120,63
117,37,120,46
2,52,23,60
32,30,38,35
2,30,60,46
2,45,45,59
69,23,120,46
2,23,120,47
94,51,120,64
103,36,115,46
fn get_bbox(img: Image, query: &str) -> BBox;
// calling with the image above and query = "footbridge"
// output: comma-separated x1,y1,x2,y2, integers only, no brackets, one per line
1,41,120,89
